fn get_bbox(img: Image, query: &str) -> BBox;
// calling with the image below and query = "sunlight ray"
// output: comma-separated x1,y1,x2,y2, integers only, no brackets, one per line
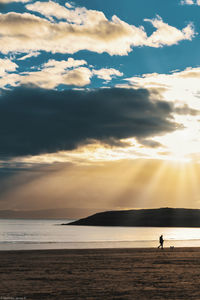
112,159,148,208
185,163,200,208
133,160,169,208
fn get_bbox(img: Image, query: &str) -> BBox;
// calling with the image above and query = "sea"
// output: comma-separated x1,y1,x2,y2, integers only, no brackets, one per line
1,219,200,250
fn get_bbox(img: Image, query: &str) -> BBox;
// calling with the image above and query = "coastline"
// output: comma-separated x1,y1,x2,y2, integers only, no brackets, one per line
1,247,200,299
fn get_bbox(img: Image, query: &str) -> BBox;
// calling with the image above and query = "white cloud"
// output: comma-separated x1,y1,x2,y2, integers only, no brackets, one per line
61,67,92,87
44,58,87,70
18,51,40,61
0,73,20,89
0,57,124,89
144,16,195,47
0,58,19,89
181,0,194,4
0,6,194,56
0,12,143,55
22,60,124,88
65,2,73,9
23,58,90,88
0,58,18,76
125,66,200,109
26,1,86,23
20,59,92,88
181,0,200,4
93,68,123,81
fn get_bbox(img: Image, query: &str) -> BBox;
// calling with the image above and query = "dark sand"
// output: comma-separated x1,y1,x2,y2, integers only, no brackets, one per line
1,248,200,299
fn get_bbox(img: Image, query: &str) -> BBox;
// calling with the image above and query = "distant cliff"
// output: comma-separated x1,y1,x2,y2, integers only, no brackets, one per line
65,208,200,227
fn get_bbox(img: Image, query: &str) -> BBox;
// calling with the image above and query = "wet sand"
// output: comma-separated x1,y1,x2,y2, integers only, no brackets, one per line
1,247,200,299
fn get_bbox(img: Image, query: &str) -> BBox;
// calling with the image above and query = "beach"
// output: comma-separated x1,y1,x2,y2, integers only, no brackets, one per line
1,248,200,299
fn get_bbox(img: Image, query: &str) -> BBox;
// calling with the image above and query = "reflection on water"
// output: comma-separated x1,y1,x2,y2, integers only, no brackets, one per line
1,219,200,250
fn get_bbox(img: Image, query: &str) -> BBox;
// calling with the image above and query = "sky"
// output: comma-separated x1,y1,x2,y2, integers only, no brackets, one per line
1,0,200,217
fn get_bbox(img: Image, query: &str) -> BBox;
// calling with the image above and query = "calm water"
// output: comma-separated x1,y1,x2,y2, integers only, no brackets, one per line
1,219,200,250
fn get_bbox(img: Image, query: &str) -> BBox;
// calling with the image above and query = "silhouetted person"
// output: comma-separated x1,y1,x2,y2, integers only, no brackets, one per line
158,235,164,249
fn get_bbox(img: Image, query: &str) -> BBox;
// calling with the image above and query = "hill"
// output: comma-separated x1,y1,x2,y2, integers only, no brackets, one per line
65,208,200,227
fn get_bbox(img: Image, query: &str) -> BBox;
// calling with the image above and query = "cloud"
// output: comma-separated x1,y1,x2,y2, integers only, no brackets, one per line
138,139,163,148
125,66,200,110
60,67,93,87
174,104,200,115
0,58,19,88
21,66,92,88
177,67,200,78
0,11,144,55
0,7,195,55
181,0,200,5
0,57,124,88
93,68,123,81
26,1,86,23
0,87,180,157
18,51,40,61
0,58,18,76
0,57,89,89
44,58,87,69
0,73,19,89
181,0,195,4
65,2,73,9
144,16,195,47
20,58,91,88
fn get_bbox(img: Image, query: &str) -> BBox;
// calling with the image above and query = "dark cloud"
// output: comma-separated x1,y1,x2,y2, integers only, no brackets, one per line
174,104,200,116
0,87,180,157
138,139,163,148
